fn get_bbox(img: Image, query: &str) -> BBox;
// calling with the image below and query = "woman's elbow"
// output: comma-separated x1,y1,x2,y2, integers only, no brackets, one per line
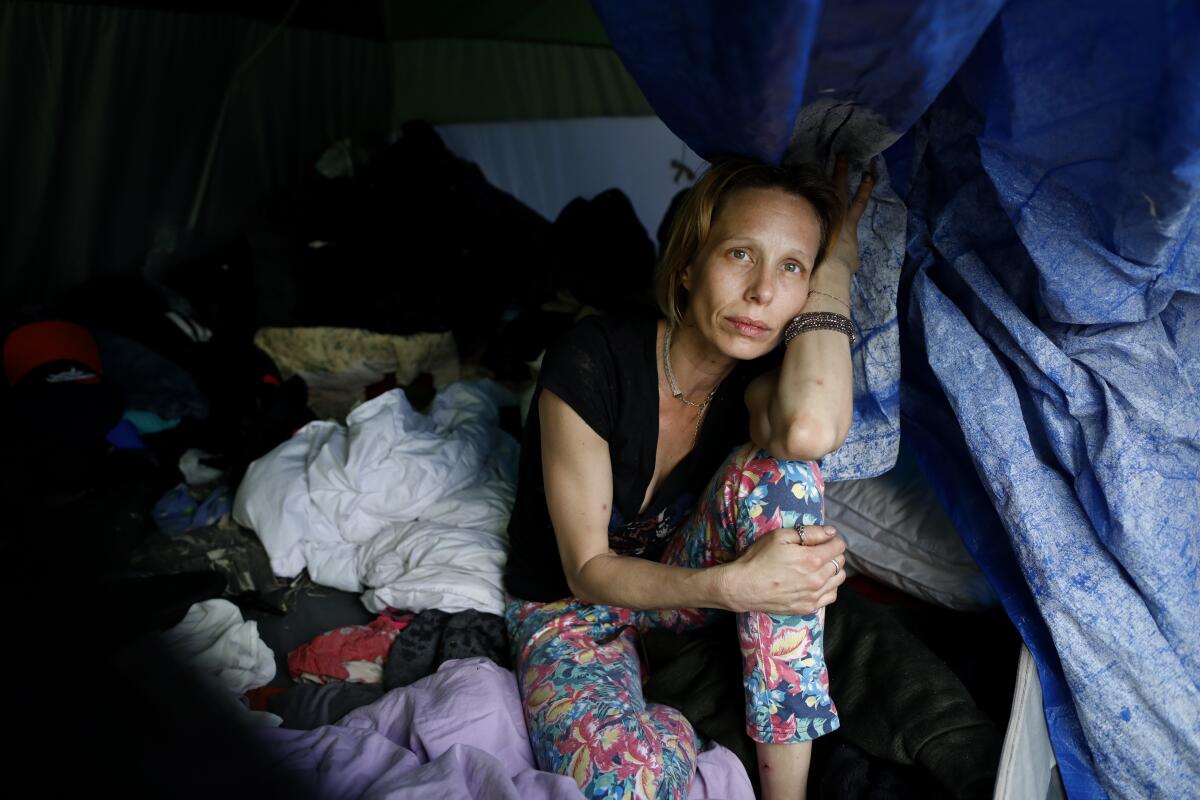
565,554,607,603
566,578,598,604
773,416,848,462
564,570,592,603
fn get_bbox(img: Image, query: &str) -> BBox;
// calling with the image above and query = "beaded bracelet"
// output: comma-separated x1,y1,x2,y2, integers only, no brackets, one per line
783,311,856,347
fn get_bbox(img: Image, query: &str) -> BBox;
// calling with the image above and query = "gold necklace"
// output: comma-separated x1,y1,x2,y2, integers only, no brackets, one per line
662,325,717,445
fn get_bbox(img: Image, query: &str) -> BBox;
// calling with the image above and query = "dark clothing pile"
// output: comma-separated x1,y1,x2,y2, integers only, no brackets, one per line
642,583,1017,799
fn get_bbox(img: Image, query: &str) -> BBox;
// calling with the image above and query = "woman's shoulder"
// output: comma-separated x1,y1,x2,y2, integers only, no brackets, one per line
559,307,659,354
581,306,659,333
537,308,659,441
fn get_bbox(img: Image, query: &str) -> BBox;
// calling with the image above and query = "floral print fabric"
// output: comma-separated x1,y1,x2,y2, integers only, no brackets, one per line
506,447,839,798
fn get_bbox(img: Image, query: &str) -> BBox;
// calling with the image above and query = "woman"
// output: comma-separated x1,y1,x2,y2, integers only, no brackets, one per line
504,156,875,799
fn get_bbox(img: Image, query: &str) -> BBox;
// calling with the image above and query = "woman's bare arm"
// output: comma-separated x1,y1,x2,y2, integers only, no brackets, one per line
747,161,873,461
540,389,844,612
540,389,731,609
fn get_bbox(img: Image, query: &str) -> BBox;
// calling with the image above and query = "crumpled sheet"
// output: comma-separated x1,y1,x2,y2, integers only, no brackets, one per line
592,1,1199,797
233,381,518,616
160,598,282,727
250,657,753,800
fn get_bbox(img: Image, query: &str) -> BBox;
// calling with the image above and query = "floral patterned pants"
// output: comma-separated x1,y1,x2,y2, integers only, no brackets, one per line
505,447,839,799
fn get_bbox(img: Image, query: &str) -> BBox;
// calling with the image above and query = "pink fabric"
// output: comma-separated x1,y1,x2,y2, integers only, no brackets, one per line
288,613,415,684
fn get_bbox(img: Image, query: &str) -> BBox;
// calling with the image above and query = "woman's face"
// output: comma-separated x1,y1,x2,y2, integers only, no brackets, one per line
681,187,823,360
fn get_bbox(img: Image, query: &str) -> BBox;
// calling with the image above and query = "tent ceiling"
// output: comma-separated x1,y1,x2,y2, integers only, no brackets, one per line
67,0,612,45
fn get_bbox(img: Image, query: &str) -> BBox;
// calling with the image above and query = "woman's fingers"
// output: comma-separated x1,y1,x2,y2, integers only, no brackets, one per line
832,156,849,198
803,553,845,592
782,575,842,615
797,524,838,545
784,532,844,585
819,557,848,594
738,527,848,614
832,153,874,217
812,587,840,611
806,532,846,561
773,527,803,547
847,172,875,222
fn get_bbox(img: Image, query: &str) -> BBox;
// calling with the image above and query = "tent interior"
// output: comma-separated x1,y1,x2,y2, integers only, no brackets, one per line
3,1,1196,799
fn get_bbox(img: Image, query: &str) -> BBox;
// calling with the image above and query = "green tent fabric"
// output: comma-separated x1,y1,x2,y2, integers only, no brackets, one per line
381,0,612,45
73,0,615,45
0,0,649,307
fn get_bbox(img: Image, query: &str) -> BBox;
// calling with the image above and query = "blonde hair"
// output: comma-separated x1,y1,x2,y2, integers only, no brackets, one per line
656,157,844,327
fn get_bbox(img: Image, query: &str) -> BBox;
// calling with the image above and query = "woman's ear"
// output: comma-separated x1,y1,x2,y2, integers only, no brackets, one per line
682,264,692,291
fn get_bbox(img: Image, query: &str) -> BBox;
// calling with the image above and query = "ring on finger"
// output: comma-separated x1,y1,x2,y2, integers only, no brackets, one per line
830,558,841,576
795,521,807,545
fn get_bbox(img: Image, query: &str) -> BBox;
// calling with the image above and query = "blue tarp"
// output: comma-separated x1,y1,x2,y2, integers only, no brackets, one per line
592,1,1200,797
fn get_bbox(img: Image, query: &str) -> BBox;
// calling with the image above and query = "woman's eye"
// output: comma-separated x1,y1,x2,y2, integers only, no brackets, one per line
730,248,750,261
783,262,802,274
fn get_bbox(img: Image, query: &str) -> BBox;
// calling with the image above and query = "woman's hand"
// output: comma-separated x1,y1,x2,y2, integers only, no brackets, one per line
820,157,875,275
718,524,847,615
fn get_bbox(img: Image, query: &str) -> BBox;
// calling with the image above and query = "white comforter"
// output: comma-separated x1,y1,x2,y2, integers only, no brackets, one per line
160,598,282,726
234,381,519,615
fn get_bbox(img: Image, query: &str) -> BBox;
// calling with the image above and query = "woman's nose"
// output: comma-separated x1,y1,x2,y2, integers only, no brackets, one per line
746,265,774,304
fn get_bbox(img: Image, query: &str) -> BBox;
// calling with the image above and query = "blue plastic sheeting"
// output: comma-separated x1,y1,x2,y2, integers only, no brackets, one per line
592,0,1010,486
591,0,823,166
593,0,1200,797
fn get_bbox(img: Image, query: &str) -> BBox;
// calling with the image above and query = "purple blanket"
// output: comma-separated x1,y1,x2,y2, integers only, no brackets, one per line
251,658,753,799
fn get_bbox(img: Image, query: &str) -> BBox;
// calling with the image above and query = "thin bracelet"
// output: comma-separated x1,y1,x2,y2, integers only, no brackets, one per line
807,289,850,312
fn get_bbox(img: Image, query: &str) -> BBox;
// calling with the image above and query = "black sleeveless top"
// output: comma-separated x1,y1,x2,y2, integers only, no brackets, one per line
503,310,780,602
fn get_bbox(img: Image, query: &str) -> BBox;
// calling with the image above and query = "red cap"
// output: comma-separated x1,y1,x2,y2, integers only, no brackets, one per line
3,320,103,385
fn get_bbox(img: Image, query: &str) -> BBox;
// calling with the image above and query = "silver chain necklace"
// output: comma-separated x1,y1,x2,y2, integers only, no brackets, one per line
662,325,717,414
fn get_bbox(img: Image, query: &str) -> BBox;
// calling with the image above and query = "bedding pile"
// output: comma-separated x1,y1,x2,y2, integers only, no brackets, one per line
234,380,519,616
160,598,283,727
251,657,753,800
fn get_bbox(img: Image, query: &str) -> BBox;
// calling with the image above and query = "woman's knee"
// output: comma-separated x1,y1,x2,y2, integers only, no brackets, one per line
695,445,825,554
538,705,696,799
735,447,824,524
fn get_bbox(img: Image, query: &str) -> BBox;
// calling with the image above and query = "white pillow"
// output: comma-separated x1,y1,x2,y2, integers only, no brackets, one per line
823,441,998,611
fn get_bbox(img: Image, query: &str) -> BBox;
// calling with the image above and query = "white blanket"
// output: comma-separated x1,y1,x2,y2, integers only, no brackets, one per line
160,598,281,726
234,381,519,615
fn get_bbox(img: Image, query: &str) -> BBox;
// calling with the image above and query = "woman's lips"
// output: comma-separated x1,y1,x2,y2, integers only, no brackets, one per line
726,316,770,337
